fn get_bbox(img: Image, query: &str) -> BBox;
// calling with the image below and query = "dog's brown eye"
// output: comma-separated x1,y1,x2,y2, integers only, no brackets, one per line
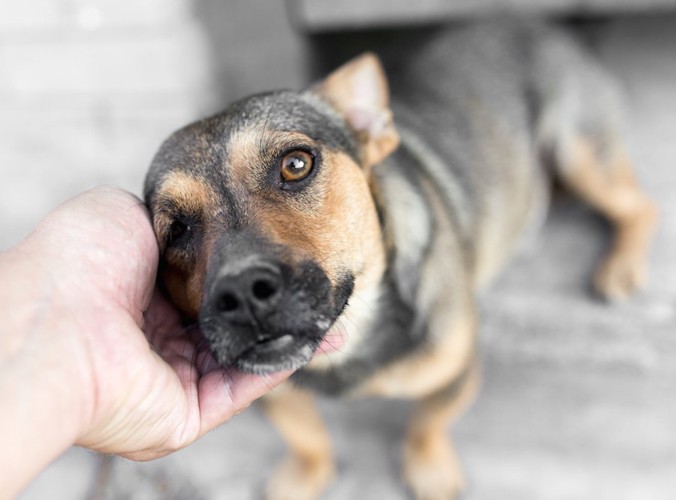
280,150,314,182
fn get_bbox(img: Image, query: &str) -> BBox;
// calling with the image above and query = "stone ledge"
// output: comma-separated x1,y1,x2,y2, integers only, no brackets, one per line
288,0,676,32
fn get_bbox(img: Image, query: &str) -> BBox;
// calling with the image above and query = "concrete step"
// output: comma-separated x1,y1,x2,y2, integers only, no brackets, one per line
21,352,675,500
288,0,676,32
481,201,676,376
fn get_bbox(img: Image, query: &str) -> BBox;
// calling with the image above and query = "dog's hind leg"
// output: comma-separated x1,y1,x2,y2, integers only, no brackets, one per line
261,384,334,500
552,136,658,301
534,32,658,301
403,360,480,500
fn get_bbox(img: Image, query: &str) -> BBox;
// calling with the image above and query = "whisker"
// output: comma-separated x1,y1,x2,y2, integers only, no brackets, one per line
121,199,147,215
261,373,277,392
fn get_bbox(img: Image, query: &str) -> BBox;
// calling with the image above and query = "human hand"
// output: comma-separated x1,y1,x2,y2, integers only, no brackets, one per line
0,187,292,493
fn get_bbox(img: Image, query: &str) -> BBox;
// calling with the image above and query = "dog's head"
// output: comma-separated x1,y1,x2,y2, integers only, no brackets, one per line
144,54,399,374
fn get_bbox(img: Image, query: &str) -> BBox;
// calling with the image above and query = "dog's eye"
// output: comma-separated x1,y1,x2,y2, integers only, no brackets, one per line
280,150,314,182
167,218,190,247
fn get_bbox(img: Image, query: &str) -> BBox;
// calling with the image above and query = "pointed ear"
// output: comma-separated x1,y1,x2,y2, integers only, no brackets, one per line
314,53,400,168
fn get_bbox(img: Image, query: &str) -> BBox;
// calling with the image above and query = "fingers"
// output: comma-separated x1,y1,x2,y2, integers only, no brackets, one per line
44,187,152,247
72,188,159,315
197,368,294,435
144,289,186,345
20,186,160,322
155,331,294,446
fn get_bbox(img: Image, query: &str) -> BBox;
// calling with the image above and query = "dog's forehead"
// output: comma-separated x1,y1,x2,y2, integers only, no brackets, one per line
145,91,358,198
225,91,356,155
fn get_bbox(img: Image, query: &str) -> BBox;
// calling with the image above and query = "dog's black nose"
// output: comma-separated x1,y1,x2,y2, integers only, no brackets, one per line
210,261,283,325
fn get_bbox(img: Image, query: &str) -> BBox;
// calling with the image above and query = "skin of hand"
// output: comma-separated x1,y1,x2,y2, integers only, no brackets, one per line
0,187,292,497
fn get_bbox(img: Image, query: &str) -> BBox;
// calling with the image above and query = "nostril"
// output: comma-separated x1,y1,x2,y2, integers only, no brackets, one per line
210,262,283,321
217,292,240,313
252,278,279,302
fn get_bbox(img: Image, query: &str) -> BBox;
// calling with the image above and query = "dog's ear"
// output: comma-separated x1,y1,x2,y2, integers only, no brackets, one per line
314,53,400,168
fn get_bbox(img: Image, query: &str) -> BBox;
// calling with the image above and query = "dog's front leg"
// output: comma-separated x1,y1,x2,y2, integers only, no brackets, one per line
403,361,480,500
261,383,334,500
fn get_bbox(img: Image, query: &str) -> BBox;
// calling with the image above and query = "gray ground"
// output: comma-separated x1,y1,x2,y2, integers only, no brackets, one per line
9,15,676,500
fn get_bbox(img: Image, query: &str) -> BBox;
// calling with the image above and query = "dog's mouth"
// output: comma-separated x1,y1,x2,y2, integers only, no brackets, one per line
202,302,349,375
234,326,346,374
203,308,349,374
235,334,319,374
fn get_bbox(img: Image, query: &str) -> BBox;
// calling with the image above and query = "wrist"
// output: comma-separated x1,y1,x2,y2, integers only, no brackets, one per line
0,248,90,497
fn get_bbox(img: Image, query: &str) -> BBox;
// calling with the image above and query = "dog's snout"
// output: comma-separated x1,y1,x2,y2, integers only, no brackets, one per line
210,262,283,324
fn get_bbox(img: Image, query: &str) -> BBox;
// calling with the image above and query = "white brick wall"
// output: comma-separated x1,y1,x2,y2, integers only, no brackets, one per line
0,0,216,249
0,0,190,31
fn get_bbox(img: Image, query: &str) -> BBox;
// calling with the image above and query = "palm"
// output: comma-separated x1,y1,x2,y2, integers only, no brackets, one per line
28,187,289,459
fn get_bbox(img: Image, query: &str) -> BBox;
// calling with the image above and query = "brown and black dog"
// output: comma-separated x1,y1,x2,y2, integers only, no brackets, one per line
144,20,657,500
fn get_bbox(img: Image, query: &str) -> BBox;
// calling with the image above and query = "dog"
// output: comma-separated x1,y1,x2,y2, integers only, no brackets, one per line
144,20,657,500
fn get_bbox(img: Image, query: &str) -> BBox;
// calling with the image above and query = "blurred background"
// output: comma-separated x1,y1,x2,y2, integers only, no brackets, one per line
2,0,675,499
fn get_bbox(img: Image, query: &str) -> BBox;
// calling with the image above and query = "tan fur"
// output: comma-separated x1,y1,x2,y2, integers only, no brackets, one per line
403,362,480,500
152,171,219,240
353,168,475,399
161,259,209,317
151,172,220,316
558,138,658,300
263,363,480,500
262,385,335,500
356,311,475,399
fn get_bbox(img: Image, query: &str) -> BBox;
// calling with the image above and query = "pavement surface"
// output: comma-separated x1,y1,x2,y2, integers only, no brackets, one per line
6,13,676,500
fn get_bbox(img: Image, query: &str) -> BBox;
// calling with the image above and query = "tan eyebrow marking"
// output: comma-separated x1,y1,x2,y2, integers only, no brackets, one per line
151,171,219,250
154,170,217,214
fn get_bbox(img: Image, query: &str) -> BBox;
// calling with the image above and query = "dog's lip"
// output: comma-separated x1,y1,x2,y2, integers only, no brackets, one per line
235,334,317,374
252,334,295,353
233,326,344,374
239,334,302,359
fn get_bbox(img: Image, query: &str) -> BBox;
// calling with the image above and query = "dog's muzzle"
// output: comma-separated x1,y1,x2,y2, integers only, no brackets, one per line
198,232,348,374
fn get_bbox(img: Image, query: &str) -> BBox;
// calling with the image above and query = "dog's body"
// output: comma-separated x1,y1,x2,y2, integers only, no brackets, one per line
145,20,656,500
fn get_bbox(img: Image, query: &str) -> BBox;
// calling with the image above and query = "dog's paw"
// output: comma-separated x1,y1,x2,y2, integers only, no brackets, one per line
265,455,334,500
594,251,647,302
403,440,464,500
